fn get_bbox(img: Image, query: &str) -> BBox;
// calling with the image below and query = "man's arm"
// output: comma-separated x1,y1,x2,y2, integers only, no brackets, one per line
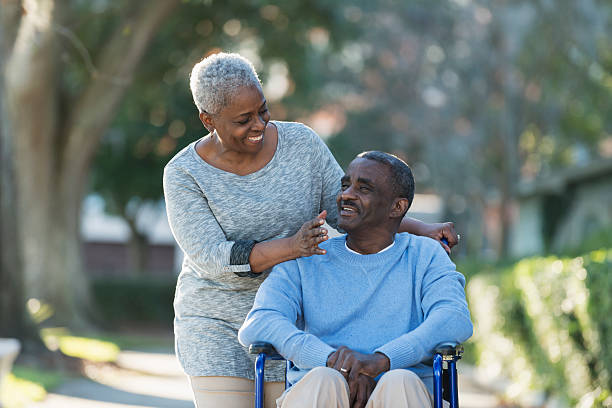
238,260,335,369
373,245,473,370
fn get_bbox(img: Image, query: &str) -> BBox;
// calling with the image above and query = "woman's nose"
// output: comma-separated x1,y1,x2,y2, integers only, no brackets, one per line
254,114,266,130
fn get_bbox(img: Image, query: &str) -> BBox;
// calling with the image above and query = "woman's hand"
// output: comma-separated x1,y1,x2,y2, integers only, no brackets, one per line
420,222,458,254
290,211,329,257
400,218,459,254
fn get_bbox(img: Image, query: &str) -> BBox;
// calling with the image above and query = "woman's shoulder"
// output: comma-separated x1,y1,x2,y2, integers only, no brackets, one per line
274,120,321,146
165,140,198,170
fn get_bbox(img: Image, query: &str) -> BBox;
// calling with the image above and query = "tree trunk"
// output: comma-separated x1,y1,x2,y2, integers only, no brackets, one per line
0,0,35,341
3,0,180,327
0,56,27,339
125,215,149,276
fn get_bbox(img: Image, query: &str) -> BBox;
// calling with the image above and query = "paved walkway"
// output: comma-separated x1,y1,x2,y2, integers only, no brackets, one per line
28,351,500,408
29,350,192,408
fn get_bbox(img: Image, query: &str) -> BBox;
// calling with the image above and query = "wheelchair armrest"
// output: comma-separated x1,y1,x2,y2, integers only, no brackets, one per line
434,342,464,361
249,342,283,359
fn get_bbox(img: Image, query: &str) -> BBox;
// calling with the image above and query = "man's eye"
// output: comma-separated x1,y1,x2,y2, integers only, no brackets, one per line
360,186,370,192
341,184,349,190
237,118,249,125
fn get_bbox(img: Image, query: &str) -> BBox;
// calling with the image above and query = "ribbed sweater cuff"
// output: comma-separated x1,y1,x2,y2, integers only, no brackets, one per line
230,240,258,278
375,341,418,370
298,341,336,369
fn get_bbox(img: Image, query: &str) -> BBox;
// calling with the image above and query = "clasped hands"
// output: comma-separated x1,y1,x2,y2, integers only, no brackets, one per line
326,346,390,408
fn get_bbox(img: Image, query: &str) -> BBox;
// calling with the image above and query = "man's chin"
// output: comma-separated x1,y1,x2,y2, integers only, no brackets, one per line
338,218,358,232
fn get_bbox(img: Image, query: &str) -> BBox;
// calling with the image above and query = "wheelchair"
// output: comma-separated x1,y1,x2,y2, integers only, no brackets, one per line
249,341,464,408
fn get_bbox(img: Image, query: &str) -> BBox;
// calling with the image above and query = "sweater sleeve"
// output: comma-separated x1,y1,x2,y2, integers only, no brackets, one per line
375,244,473,369
163,163,254,278
238,261,336,369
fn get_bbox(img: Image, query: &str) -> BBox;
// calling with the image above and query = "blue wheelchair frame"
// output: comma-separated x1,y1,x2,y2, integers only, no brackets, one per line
250,342,463,408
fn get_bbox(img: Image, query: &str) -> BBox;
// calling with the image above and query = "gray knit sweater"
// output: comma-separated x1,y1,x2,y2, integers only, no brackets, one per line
163,121,343,381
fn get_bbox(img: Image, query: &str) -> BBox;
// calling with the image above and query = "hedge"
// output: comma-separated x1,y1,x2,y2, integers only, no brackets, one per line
465,249,612,407
90,277,176,328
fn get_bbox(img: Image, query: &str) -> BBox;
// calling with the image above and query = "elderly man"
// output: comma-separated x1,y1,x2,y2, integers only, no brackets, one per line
238,151,473,408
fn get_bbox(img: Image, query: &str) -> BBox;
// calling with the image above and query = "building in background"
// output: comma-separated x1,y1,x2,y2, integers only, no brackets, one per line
81,196,180,278
511,158,612,257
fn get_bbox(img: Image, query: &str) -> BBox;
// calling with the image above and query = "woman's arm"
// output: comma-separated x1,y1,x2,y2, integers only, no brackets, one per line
164,163,330,276
249,211,329,273
399,218,458,254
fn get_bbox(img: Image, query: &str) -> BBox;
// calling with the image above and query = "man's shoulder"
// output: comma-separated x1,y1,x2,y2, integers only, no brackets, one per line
400,232,440,250
396,233,448,262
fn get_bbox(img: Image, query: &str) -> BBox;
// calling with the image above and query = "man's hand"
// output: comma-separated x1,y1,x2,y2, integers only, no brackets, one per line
349,373,376,408
327,346,390,381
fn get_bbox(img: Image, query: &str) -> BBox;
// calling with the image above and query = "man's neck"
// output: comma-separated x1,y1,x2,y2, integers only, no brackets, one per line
345,231,396,255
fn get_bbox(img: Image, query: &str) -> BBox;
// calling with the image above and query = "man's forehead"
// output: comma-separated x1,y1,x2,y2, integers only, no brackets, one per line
346,157,388,175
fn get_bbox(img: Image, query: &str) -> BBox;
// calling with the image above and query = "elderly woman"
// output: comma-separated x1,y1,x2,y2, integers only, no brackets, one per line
163,52,457,408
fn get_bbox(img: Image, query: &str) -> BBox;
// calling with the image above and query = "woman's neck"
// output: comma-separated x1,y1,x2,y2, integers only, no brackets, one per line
196,123,278,176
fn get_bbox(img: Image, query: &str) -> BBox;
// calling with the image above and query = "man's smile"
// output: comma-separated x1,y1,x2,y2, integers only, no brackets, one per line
339,201,359,217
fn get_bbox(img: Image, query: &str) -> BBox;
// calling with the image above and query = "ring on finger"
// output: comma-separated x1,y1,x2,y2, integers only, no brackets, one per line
340,367,348,373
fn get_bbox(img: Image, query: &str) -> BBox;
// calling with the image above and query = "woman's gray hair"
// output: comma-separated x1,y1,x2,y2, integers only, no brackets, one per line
190,52,262,115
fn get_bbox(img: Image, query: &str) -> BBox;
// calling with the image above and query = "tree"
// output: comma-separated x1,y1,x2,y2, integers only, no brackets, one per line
1,0,181,327
324,0,612,258
89,0,358,276
1,0,356,330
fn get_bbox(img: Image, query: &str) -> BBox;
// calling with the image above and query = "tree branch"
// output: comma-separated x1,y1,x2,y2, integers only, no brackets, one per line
0,0,24,60
62,0,181,183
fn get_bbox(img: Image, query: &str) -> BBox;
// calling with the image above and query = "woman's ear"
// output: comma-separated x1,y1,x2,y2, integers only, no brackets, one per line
390,197,410,219
199,112,214,133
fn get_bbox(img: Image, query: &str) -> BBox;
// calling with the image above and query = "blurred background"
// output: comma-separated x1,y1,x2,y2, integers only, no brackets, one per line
1,0,611,407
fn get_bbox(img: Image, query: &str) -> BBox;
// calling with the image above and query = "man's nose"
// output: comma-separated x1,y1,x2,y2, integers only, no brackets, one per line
340,186,357,200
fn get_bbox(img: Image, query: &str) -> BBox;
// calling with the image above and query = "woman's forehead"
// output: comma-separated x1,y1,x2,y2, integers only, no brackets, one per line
223,85,265,115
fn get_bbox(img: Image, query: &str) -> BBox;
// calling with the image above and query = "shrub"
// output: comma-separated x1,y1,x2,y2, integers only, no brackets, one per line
465,249,612,407
90,277,176,328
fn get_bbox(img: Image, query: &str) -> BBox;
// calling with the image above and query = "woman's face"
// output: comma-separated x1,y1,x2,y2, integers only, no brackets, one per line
202,85,271,155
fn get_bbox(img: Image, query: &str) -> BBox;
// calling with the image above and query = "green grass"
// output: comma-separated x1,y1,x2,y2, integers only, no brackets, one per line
0,365,68,408
41,327,120,363
84,331,174,351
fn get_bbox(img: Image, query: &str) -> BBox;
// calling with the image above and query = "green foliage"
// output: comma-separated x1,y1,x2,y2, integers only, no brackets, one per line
466,249,612,407
90,277,176,328
0,365,67,408
90,0,359,220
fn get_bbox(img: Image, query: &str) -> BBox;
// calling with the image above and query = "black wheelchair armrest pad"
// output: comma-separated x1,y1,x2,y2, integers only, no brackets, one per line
249,342,282,358
434,343,464,358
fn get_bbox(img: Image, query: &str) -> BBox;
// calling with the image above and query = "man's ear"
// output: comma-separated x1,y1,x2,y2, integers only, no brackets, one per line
390,197,410,219
199,112,214,133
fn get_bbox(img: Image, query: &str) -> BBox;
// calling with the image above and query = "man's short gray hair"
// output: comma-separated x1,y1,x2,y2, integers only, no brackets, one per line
190,52,262,115
357,151,415,210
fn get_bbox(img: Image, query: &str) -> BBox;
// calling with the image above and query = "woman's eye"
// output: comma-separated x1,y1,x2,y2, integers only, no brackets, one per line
237,118,249,125
341,184,349,190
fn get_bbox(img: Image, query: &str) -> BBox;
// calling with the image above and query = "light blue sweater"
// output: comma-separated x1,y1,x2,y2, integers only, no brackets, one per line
238,233,473,390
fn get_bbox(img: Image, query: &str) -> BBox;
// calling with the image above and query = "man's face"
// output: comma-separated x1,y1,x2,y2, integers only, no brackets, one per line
336,158,396,233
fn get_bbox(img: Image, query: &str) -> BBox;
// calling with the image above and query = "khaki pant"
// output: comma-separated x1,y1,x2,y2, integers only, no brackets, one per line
189,376,284,408
277,367,435,408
